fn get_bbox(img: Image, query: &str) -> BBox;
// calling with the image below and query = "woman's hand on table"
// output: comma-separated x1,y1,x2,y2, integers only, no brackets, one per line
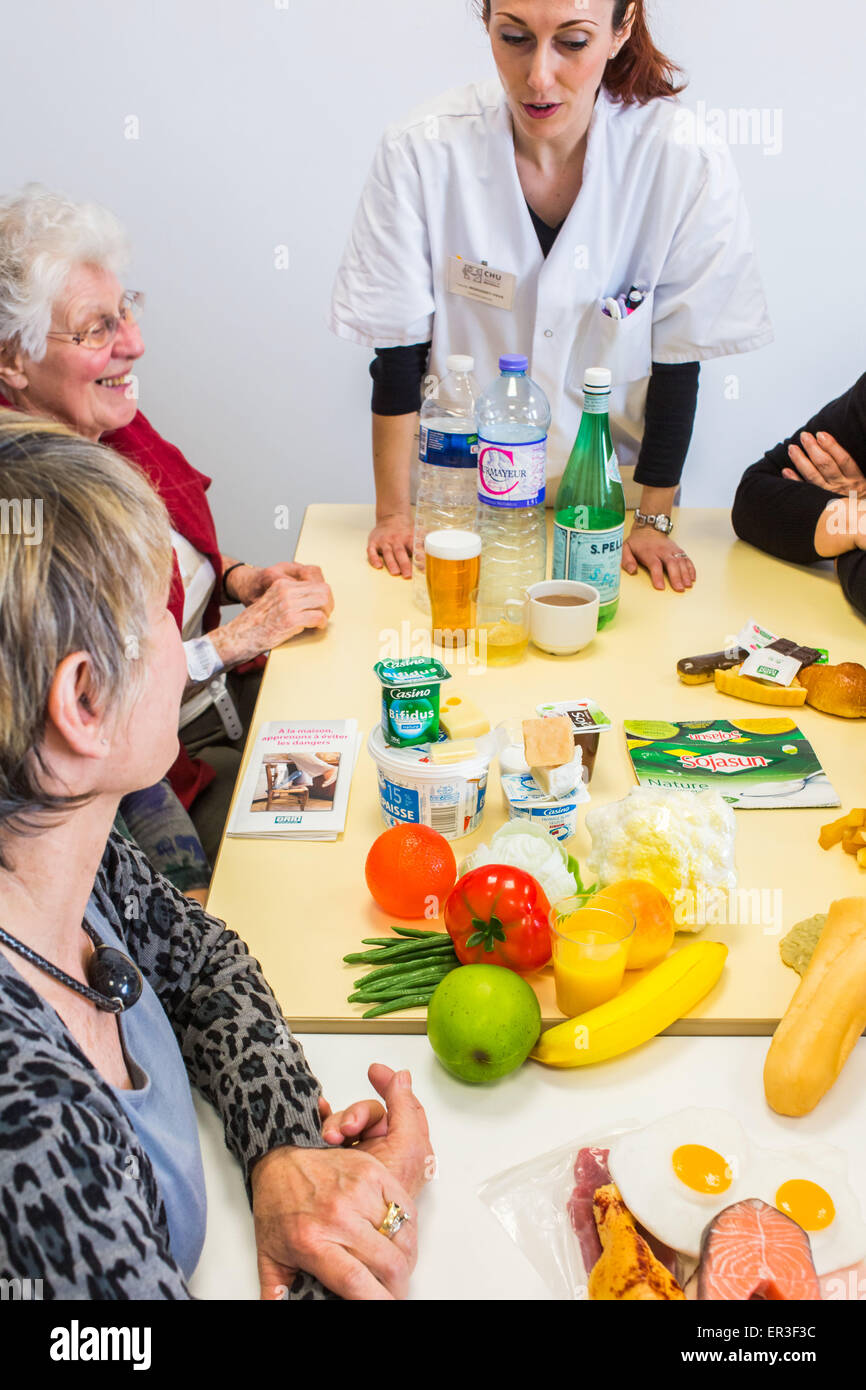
251,1143,418,1301
251,1067,429,1301
209,577,334,667
318,1064,433,1199
368,513,414,578
226,561,327,605
622,525,696,593
783,431,866,497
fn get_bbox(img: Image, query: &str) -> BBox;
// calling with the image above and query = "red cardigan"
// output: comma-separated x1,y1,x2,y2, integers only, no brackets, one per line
0,394,223,808
103,411,224,808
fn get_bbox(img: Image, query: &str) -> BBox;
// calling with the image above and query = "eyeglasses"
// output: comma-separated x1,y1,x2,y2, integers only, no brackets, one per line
46,290,144,351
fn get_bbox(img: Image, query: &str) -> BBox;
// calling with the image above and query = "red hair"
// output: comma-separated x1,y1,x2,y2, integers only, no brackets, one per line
479,2,686,106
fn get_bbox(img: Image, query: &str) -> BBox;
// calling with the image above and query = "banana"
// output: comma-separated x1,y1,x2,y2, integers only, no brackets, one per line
531,941,728,1068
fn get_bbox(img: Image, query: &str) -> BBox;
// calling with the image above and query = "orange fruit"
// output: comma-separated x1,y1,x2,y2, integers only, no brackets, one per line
365,824,457,919
592,880,676,970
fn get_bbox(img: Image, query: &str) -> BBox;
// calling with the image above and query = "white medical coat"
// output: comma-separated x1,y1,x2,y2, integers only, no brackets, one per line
330,79,773,495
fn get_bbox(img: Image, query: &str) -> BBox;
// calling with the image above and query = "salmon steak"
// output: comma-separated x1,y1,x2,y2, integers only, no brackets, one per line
698,1198,821,1300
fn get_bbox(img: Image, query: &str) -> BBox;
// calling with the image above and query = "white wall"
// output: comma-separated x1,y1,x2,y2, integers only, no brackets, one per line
4,0,863,557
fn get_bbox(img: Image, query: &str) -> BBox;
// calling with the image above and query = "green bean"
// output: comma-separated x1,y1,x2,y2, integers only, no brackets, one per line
349,990,401,1003
345,938,453,960
355,968,456,1000
353,954,456,988
360,932,450,947
343,941,455,965
360,937,418,947
362,993,437,1019
356,960,457,988
388,927,452,940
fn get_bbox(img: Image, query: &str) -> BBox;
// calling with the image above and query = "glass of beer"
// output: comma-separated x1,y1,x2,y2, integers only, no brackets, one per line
425,530,482,647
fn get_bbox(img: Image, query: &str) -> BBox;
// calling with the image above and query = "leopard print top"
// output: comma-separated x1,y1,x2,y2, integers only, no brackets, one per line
0,831,336,1300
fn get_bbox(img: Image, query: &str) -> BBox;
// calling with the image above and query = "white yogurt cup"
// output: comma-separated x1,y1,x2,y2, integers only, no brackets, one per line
367,726,491,840
501,771,590,842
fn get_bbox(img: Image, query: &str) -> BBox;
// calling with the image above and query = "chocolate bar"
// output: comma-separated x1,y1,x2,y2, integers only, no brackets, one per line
765,638,823,669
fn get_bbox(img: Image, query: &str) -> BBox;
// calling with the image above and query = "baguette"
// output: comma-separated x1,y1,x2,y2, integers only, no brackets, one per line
764,897,866,1116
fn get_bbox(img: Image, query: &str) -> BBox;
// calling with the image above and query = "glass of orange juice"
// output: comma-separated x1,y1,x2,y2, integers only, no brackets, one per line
550,895,635,1016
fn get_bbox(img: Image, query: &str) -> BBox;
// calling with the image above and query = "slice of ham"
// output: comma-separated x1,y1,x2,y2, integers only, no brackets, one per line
567,1147,610,1272
567,1146,681,1280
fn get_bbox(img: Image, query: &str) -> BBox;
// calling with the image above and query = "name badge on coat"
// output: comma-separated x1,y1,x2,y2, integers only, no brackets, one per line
448,256,516,311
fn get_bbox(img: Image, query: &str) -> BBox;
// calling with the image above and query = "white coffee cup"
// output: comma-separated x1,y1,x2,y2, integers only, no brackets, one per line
524,580,600,655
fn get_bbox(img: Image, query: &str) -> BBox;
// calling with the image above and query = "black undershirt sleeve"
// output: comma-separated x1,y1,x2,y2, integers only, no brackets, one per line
633,361,701,489
731,372,866,618
370,342,432,416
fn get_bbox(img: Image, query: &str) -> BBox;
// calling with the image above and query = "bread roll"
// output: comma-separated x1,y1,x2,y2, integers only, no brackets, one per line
798,662,866,718
764,897,866,1115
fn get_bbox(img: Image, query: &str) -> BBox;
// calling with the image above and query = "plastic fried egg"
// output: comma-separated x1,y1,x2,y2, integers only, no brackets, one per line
607,1109,751,1259
608,1112,866,1273
756,1150,866,1275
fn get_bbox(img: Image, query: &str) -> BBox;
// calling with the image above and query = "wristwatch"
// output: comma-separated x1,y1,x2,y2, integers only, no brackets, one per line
185,636,225,683
633,508,674,535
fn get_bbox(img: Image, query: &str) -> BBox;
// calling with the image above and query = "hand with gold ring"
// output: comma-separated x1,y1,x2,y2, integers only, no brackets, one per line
252,1067,429,1300
251,1143,419,1301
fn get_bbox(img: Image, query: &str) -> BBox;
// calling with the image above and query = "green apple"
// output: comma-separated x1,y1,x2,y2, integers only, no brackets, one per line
427,965,541,1084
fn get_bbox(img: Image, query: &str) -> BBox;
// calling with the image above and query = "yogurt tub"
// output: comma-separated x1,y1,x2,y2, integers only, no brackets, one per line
367,726,492,840
501,771,591,842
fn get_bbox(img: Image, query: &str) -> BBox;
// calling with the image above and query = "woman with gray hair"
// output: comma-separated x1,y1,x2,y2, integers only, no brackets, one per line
0,185,334,874
0,414,430,1299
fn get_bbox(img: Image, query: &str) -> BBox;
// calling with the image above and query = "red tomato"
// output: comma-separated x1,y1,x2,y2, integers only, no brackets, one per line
443,865,552,974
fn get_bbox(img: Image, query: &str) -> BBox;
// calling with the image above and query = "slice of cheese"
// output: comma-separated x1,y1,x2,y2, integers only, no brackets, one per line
430,740,477,765
522,716,573,769
439,693,490,739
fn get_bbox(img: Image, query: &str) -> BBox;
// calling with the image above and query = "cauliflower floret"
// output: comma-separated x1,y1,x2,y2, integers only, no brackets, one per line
585,787,736,930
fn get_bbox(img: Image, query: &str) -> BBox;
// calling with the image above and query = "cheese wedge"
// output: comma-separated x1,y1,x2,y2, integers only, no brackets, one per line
439,693,490,739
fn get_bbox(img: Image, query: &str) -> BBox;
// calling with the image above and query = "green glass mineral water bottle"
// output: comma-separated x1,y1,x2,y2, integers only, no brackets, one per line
552,367,625,629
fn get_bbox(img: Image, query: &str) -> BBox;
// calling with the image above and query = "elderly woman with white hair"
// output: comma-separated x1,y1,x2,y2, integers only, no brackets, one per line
0,185,334,874
0,414,429,1299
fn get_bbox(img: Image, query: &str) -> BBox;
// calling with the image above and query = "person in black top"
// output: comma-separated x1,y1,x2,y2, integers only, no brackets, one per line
732,373,866,619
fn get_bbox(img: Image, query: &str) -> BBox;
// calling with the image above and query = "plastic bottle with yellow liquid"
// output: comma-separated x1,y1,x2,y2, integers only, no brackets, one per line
474,355,550,665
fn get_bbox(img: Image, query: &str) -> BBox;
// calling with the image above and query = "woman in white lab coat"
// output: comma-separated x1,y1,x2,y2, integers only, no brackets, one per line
330,0,772,593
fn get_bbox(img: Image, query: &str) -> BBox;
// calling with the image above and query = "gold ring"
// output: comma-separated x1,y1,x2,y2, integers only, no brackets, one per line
377,1200,410,1240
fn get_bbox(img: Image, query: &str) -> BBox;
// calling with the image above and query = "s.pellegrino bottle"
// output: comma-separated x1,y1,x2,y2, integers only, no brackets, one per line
552,367,625,629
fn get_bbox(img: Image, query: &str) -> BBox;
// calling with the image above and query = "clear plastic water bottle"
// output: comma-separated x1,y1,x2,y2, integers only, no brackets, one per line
475,355,549,661
412,354,481,613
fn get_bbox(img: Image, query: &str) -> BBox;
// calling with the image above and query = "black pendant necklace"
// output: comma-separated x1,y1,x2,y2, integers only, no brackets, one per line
0,918,143,1014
